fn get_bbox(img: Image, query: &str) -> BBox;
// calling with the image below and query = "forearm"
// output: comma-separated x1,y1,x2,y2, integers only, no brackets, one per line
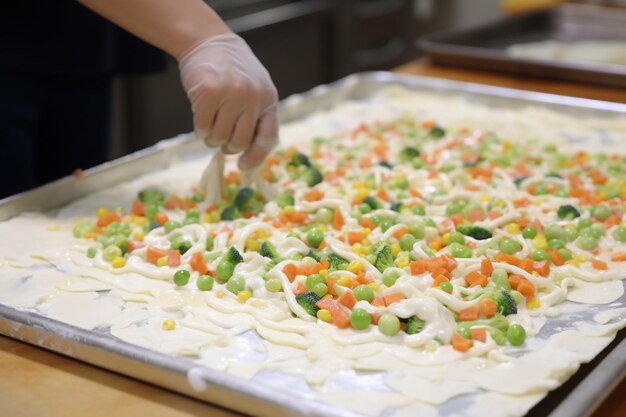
77,0,231,59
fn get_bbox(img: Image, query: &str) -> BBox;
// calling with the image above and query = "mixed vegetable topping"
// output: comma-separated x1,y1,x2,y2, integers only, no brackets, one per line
72,117,626,352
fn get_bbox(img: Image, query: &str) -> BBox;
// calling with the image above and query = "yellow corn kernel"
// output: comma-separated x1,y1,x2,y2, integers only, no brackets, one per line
318,225,329,232
216,290,226,298
256,230,271,239
245,239,260,252
156,256,168,267
84,232,97,240
237,290,252,303
204,213,213,223
391,244,401,257
162,319,176,330
531,271,539,277
506,223,520,234
532,235,548,251
347,260,364,274
337,276,351,286
574,254,588,263
367,282,380,292
210,211,221,223
527,298,541,310
47,225,60,231
441,233,450,246
132,215,149,226
351,181,367,190
355,189,370,200
429,238,444,251
317,308,332,322
351,243,362,253
112,256,126,268
362,227,372,237
319,269,328,277
395,256,409,268
133,230,144,241
479,194,491,202
283,205,295,215
96,207,109,218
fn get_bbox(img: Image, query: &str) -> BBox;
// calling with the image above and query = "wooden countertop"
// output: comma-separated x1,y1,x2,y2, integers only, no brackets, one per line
1,59,625,417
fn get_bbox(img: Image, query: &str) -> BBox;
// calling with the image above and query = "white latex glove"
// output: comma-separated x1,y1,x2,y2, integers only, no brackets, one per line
179,33,279,170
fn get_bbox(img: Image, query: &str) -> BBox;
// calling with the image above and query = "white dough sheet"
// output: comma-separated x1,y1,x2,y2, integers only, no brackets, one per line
1,86,626,417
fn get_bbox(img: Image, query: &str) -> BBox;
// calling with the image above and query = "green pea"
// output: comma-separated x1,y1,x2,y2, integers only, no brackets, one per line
378,314,401,336
448,232,465,245
531,249,549,262
555,189,570,198
205,235,214,251
354,285,375,302
173,269,191,286
548,239,565,249
307,229,324,248
491,269,510,290
558,248,573,261
102,245,122,262
351,210,362,221
164,220,182,234
445,201,465,216
409,222,425,239
449,242,472,258
358,204,372,214
380,219,394,232
591,205,612,221
522,226,537,239
575,236,598,251
507,324,526,346
510,290,524,305
186,209,200,220
457,325,472,339
399,234,417,251
226,275,245,294
350,308,372,330
577,218,593,230
265,278,282,293
612,226,626,242
370,214,383,225
543,224,563,240
562,225,578,242
216,260,235,281
73,224,93,238
499,239,522,255
306,273,326,290
412,206,426,216
489,327,507,345
145,204,159,220
315,208,333,225
86,246,98,259
440,282,453,293
395,178,410,190
313,283,328,298
382,269,400,286
196,275,214,291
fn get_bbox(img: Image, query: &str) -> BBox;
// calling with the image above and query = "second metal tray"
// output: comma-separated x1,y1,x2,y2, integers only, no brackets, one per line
419,4,626,89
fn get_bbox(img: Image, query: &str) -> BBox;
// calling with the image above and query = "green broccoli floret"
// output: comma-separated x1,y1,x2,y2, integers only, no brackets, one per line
378,160,393,169
259,241,280,261
220,205,241,221
275,191,295,208
457,224,492,240
390,202,403,212
513,176,528,187
363,196,384,210
557,204,581,220
397,146,420,163
373,242,394,273
289,152,311,167
224,246,243,265
405,315,425,335
456,314,509,336
429,126,446,138
233,187,262,212
138,189,165,205
327,253,349,271
492,290,517,316
171,239,192,255
307,248,322,262
295,292,321,317
301,167,323,187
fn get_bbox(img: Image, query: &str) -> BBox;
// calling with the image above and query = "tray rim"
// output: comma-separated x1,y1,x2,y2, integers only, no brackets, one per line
0,70,625,417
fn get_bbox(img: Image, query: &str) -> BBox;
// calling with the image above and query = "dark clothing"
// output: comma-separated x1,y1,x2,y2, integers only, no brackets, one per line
0,1,166,198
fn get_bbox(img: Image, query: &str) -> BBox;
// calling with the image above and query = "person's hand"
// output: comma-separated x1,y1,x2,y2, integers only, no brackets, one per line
179,33,279,170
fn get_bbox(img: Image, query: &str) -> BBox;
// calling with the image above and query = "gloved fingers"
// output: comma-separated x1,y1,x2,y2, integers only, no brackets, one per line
224,107,256,155
239,108,278,170
189,83,221,145
209,97,244,149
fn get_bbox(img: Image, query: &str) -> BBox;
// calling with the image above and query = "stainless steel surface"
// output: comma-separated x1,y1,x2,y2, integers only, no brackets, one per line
419,4,626,88
1,71,625,417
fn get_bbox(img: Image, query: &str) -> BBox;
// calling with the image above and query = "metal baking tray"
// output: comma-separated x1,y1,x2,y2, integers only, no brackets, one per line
1,72,626,417
419,4,626,88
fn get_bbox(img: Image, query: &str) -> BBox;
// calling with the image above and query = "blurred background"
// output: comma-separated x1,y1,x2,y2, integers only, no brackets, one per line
108,0,622,158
